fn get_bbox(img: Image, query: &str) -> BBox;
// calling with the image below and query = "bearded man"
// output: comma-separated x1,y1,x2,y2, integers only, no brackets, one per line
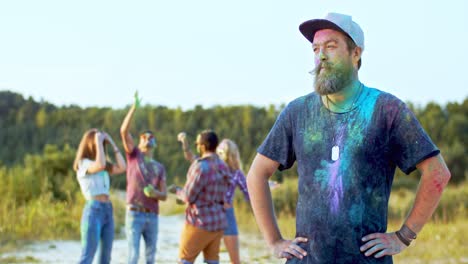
246,12,451,263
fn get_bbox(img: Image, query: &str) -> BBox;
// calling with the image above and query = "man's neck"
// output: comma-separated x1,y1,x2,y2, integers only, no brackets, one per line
328,79,360,102
322,79,362,111
201,151,215,159
140,148,154,159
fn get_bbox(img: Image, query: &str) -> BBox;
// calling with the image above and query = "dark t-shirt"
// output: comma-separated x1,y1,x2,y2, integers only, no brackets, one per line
258,86,439,263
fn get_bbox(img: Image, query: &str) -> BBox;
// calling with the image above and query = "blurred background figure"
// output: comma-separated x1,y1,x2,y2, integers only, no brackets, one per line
120,92,167,264
73,129,126,264
216,139,250,264
171,130,232,264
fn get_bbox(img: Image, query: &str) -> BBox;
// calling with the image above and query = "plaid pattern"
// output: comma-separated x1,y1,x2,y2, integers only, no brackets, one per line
177,154,232,231
225,169,250,204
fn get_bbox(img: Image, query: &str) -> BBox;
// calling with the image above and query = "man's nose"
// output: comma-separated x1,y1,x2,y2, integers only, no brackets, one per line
319,50,327,61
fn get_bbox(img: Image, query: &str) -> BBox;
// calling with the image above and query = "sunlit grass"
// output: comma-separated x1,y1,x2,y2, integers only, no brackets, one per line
390,219,468,263
1,189,126,252
159,195,186,216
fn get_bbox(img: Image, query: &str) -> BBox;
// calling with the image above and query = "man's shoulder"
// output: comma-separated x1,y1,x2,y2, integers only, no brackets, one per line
196,155,228,170
367,86,403,103
279,92,319,116
127,147,141,159
192,156,209,170
289,92,318,107
197,155,220,165
361,86,409,122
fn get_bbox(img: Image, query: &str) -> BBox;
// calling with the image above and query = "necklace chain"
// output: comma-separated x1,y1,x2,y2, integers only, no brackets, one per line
324,83,363,161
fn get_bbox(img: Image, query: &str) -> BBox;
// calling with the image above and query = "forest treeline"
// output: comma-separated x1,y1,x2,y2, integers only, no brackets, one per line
0,90,466,188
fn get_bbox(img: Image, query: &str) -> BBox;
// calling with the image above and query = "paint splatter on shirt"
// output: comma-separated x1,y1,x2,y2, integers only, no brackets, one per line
258,86,439,263
126,147,166,214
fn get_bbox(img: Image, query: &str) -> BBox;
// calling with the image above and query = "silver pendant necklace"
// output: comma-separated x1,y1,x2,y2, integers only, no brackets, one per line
326,83,363,161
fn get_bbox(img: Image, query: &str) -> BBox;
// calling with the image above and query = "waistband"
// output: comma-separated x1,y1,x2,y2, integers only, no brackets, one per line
128,205,157,214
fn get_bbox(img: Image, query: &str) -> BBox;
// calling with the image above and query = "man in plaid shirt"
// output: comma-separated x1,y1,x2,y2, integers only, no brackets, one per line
170,130,232,264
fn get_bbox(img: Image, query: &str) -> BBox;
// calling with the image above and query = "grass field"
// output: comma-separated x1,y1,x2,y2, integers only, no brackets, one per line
1,178,466,263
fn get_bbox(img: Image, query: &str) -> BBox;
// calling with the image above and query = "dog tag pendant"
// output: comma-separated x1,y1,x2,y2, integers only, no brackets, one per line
331,145,339,161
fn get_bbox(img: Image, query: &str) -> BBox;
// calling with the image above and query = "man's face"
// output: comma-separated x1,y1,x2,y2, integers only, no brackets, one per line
195,135,203,155
311,29,356,95
139,132,156,150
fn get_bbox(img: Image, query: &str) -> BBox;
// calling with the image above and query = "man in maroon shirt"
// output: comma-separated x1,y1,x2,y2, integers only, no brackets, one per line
169,130,232,264
120,92,167,264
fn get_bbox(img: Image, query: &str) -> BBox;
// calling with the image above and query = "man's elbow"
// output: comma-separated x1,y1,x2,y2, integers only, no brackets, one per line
120,129,127,137
440,168,451,187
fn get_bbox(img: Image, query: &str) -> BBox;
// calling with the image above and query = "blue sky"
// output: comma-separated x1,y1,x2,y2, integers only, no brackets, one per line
0,0,467,110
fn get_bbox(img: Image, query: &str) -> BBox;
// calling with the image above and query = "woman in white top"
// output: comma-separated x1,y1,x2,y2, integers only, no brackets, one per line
73,129,126,264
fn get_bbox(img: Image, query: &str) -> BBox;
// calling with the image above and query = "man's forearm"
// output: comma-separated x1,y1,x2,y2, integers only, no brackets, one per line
153,190,167,201
248,175,282,246
404,155,451,233
120,105,136,134
180,140,195,162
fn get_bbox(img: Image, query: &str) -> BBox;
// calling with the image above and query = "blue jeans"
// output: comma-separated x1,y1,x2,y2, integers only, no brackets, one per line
79,200,114,264
126,209,159,264
223,207,239,235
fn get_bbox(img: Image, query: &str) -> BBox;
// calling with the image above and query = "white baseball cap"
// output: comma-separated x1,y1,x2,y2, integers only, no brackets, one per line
299,12,365,51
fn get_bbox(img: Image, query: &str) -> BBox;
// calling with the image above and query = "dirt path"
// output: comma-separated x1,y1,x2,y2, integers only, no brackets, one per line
4,214,279,264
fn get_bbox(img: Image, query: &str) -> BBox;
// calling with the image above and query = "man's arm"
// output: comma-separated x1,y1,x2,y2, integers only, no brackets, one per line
156,179,167,201
120,93,140,154
177,165,204,203
177,132,195,162
145,179,168,201
247,153,307,260
247,154,281,245
404,154,451,232
153,169,168,201
361,154,451,258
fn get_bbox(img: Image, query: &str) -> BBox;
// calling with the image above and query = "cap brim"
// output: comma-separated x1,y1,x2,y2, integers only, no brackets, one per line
299,19,351,44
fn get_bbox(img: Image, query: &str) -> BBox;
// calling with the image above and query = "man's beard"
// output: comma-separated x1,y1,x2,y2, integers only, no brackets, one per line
313,61,354,95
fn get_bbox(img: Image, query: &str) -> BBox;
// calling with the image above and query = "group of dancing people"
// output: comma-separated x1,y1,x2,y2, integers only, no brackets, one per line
73,93,250,264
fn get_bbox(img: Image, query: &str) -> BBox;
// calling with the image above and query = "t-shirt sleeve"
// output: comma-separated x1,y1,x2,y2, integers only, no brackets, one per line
127,147,138,159
257,105,296,171
389,101,440,174
77,159,92,178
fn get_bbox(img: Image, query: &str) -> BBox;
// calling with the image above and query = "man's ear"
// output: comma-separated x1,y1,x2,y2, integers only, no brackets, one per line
353,47,362,66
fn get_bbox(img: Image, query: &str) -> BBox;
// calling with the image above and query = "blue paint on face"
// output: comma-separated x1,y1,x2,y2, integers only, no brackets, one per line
147,137,157,148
